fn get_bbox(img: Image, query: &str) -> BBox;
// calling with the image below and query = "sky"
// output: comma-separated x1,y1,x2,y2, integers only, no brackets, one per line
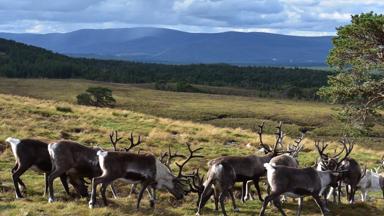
0,0,383,36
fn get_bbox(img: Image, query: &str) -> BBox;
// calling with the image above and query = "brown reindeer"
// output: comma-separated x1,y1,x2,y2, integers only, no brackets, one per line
5,137,81,199
196,122,288,216
89,143,202,209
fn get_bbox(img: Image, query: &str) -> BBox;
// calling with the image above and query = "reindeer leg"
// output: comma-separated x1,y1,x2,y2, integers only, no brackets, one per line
345,184,350,202
196,181,214,216
147,187,156,208
110,183,118,199
100,182,111,206
219,191,228,216
272,198,287,216
349,186,356,204
312,194,329,216
129,184,137,197
259,192,280,216
59,174,71,196
11,163,30,199
296,197,303,216
11,163,26,192
253,178,264,201
241,180,246,202
229,190,239,212
47,167,66,203
89,176,108,208
214,188,219,211
136,182,150,209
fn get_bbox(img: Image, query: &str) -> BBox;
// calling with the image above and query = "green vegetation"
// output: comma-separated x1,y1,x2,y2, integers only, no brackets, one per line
0,38,329,100
0,94,383,216
77,86,116,107
319,12,384,131
0,78,383,145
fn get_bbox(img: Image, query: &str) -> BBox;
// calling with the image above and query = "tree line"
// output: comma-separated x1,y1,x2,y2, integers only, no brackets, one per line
0,38,330,100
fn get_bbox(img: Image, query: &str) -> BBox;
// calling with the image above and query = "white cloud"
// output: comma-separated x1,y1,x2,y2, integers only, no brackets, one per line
0,0,383,35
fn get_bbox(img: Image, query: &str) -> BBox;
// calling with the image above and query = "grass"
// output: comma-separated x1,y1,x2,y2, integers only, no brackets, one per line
0,93,383,216
0,78,383,145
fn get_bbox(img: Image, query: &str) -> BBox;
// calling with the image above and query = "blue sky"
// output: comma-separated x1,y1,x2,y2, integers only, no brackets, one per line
0,0,383,36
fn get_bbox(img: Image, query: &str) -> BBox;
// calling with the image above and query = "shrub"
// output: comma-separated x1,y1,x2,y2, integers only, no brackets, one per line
76,86,116,107
56,106,73,113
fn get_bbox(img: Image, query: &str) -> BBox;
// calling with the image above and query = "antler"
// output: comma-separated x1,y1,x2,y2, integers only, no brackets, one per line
160,145,185,170
314,140,329,160
184,168,205,194
360,165,367,181
336,136,354,167
288,132,305,157
176,143,203,178
109,130,122,151
125,132,143,152
257,121,271,152
272,121,283,155
381,155,384,167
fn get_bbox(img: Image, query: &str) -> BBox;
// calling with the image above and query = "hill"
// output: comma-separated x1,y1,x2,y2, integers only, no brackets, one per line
0,93,383,216
0,27,332,66
0,38,329,100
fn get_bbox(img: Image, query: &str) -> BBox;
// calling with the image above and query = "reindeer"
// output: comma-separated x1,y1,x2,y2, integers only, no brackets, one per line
206,122,284,205
244,131,305,201
46,131,141,203
260,160,343,216
314,137,354,204
5,137,76,199
357,158,384,201
89,143,202,209
196,122,287,216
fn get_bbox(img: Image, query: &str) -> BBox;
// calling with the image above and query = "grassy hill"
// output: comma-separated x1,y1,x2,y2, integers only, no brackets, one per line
0,93,383,216
0,78,383,141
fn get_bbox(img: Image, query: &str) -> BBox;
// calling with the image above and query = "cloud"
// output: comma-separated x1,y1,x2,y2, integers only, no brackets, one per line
0,0,383,35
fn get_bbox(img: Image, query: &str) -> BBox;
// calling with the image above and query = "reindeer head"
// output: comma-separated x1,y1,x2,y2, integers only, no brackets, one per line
315,137,352,171
158,143,203,200
257,121,279,155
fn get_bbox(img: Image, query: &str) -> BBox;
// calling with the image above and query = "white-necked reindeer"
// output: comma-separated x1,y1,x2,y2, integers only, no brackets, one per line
5,137,77,199
46,131,140,203
244,131,305,201
357,157,384,201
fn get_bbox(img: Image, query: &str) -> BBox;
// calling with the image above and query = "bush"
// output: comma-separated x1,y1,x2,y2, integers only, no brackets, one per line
76,87,116,107
56,106,73,113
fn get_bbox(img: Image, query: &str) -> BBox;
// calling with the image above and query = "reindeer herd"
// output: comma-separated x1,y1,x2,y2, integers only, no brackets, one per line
4,122,384,216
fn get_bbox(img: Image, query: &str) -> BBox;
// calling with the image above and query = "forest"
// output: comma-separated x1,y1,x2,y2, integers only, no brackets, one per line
0,38,329,100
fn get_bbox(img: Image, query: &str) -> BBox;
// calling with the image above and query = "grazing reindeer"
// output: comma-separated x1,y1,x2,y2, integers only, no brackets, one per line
47,131,140,202
245,132,305,201
315,137,354,204
340,157,364,204
196,161,238,216
5,137,73,199
357,160,384,201
208,122,284,204
196,122,287,216
260,161,342,216
89,143,202,209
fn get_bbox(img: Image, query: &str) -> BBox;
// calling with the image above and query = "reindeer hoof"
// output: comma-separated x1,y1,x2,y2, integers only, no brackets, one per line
150,200,155,208
15,195,23,199
234,208,240,212
88,201,95,209
195,212,201,216
48,197,55,203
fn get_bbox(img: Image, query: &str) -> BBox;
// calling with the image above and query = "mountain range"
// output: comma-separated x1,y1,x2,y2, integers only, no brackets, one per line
0,27,333,66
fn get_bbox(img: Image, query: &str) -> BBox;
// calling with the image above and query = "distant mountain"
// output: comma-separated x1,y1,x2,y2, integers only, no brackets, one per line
0,27,333,66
